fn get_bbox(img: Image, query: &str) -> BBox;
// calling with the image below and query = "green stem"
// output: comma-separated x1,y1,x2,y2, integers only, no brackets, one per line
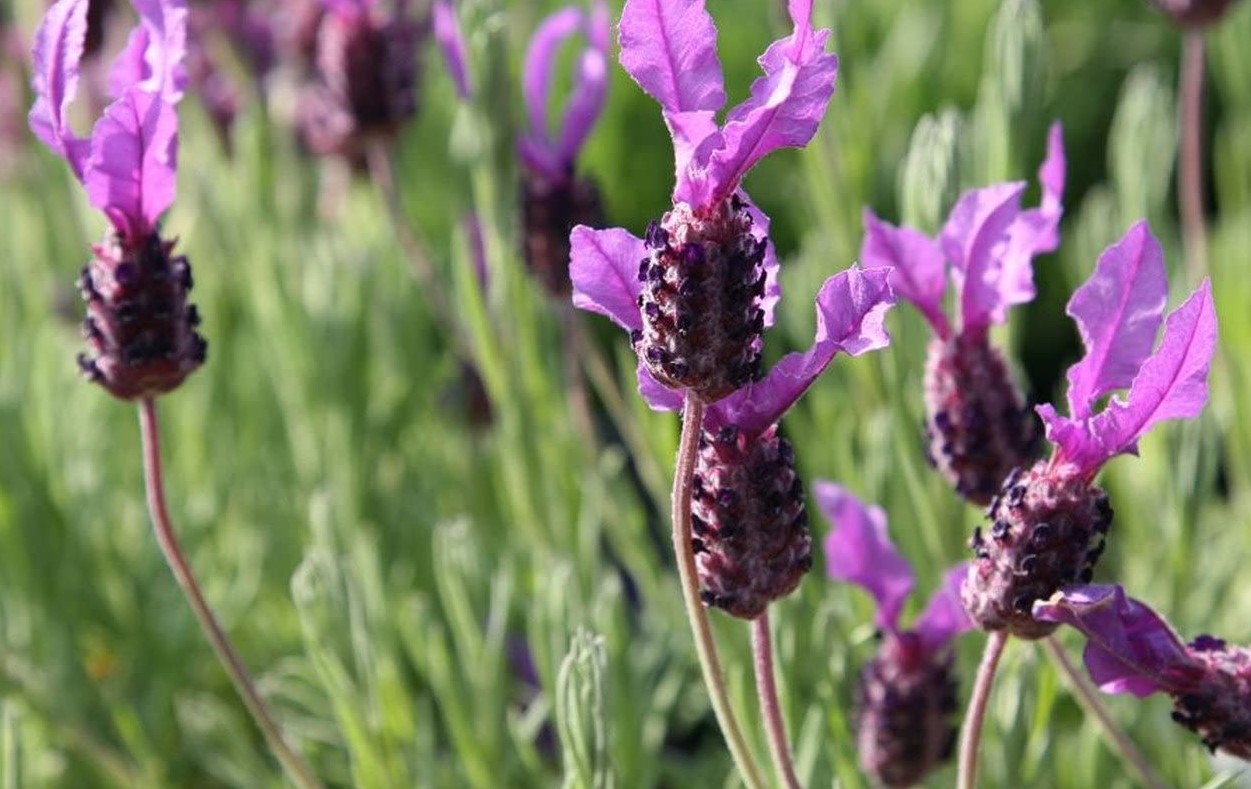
752,611,800,789
957,631,1008,789
673,395,766,789
139,398,324,789
1043,637,1168,789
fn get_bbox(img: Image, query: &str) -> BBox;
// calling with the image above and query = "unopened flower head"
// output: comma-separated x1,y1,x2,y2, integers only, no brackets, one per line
820,483,972,787
518,2,609,298
1036,585,1251,759
572,0,839,402
861,125,1066,505
964,222,1217,639
30,0,206,400
298,0,425,159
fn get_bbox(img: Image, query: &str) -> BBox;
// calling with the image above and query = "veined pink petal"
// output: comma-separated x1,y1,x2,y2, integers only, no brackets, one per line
434,0,472,100
913,564,974,653
1034,585,1194,698
108,26,150,100
1039,121,1066,217
618,0,724,115
703,12,837,207
817,481,914,634
28,0,90,179
940,181,1027,332
570,225,646,332
860,209,950,338
636,364,683,411
707,266,894,436
131,0,188,102
84,87,178,238
1065,221,1169,420
664,109,721,205
1083,278,1217,467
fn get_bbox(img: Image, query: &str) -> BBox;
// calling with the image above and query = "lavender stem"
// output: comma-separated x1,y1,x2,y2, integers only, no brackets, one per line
752,610,801,789
1179,30,1208,279
957,630,1009,789
1043,636,1168,789
139,399,324,789
673,394,766,789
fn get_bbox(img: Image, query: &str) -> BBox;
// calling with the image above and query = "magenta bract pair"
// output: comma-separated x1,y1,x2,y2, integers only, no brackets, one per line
30,0,186,244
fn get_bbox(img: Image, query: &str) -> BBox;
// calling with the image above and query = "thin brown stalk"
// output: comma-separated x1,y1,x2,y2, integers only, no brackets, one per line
957,630,1009,789
1179,30,1208,279
752,611,800,789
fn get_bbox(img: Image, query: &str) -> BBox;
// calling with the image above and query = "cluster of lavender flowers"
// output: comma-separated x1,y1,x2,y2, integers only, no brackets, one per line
16,0,1246,784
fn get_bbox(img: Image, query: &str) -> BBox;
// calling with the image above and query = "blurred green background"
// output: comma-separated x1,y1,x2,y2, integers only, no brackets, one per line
2,0,1251,786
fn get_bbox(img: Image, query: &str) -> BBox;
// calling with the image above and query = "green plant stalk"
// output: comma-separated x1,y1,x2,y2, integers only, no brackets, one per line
957,630,1009,789
752,611,800,789
673,395,766,789
1043,637,1168,789
139,398,325,789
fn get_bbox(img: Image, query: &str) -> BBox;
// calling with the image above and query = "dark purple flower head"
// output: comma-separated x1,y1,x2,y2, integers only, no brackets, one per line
819,483,972,787
862,126,1065,504
298,0,425,159
963,222,1217,638
571,0,843,402
518,2,608,298
30,0,187,244
30,0,205,400
1036,585,1251,758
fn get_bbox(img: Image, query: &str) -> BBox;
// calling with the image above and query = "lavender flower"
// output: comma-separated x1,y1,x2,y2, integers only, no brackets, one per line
298,0,425,159
861,125,1066,505
820,483,973,787
518,2,608,298
963,222,1217,639
432,0,470,100
1036,585,1251,758
30,0,206,400
571,0,839,403
576,214,893,615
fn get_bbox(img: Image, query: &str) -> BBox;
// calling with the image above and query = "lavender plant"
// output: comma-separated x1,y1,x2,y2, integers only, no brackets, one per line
860,125,1065,506
819,482,973,788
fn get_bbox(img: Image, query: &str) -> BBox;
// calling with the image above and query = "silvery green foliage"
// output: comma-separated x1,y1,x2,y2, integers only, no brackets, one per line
899,110,964,234
556,629,611,789
971,0,1046,185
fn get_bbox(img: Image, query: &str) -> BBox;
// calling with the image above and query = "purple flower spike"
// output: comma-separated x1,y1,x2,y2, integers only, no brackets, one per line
819,483,972,787
30,0,205,400
1037,585,1251,759
518,3,608,298
964,222,1218,639
433,0,470,100
1038,222,1218,479
861,124,1064,506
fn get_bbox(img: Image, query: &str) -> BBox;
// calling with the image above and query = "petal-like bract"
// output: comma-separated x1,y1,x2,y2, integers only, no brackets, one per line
940,181,1027,332
84,88,179,238
860,209,950,337
1065,221,1169,420
1034,585,1193,697
913,564,974,653
569,225,645,332
433,0,471,100
28,0,90,177
818,481,914,634
618,0,724,115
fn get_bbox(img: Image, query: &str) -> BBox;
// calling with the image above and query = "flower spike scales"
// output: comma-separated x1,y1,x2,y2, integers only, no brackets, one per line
820,483,974,788
963,221,1217,640
861,125,1066,505
30,0,204,400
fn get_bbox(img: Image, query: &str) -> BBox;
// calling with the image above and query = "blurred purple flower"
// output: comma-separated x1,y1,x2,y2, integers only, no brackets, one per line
1153,0,1242,27
571,0,845,403
1036,585,1251,758
819,482,972,787
29,0,206,399
963,222,1217,639
861,125,1066,505
518,2,608,298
